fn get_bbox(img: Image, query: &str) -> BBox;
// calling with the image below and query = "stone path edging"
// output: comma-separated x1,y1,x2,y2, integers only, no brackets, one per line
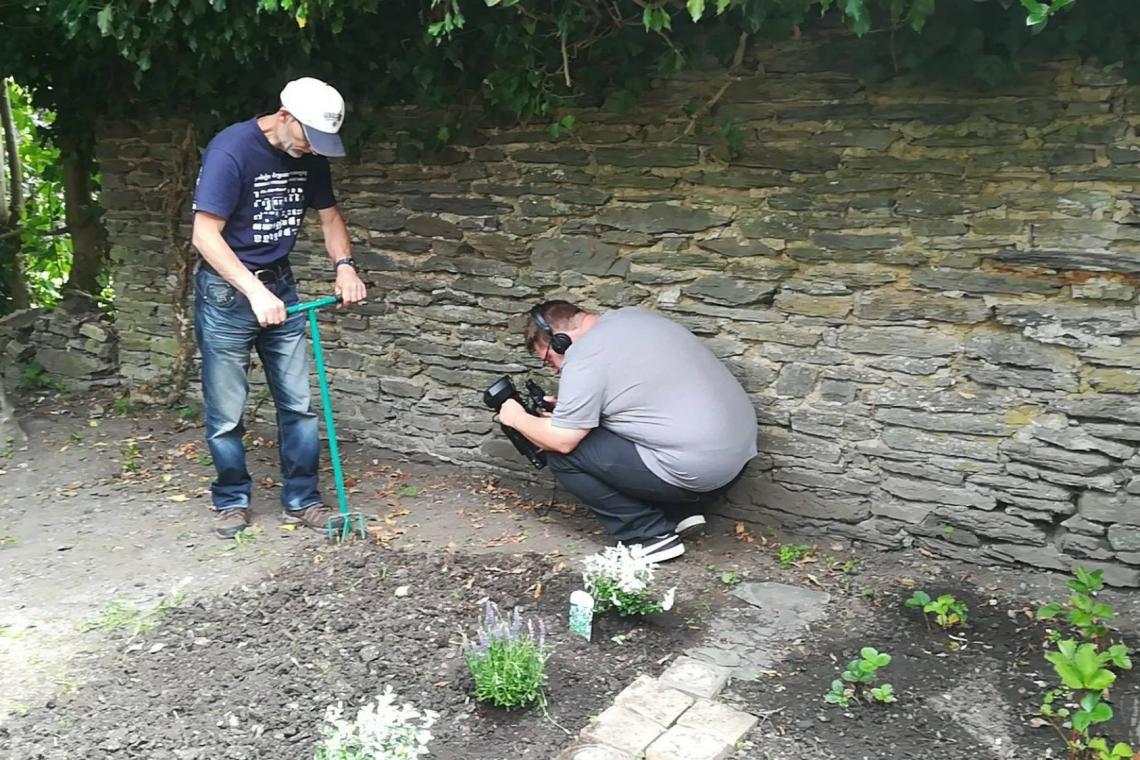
555,581,832,759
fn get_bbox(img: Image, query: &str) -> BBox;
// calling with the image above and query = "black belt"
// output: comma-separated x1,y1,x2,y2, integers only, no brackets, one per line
200,257,291,285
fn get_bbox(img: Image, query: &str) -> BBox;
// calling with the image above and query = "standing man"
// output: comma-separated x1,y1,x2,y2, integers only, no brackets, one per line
497,301,758,563
191,77,367,538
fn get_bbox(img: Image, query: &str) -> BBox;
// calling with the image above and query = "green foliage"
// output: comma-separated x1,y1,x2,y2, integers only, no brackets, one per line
1,82,72,312
778,543,812,567
583,544,675,617
120,438,142,472
905,590,968,629
29,0,1105,144
1022,0,1075,27
824,646,895,708
590,576,669,616
868,683,896,704
16,362,64,392
1036,565,1134,760
1037,566,1114,644
1045,640,1131,691
80,593,183,637
463,602,547,709
720,570,741,586
1087,738,1136,760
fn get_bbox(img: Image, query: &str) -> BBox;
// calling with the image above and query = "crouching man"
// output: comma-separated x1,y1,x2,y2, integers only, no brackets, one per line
497,300,758,563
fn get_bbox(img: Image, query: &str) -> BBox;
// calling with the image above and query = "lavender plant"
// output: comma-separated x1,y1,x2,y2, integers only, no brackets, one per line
462,602,548,709
581,544,676,617
314,686,437,760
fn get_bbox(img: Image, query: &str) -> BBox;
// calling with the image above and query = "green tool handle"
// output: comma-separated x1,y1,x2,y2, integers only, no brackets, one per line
307,307,350,518
286,294,342,316
287,293,351,519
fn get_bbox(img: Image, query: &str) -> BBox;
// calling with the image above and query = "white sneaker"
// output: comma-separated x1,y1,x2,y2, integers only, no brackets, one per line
675,514,707,539
630,533,685,563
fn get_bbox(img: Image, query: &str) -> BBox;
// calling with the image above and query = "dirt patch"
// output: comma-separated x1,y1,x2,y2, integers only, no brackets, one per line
0,388,600,724
725,575,1140,759
0,544,709,760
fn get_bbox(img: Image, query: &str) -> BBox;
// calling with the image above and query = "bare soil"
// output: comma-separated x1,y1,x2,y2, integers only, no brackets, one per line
1,389,1137,759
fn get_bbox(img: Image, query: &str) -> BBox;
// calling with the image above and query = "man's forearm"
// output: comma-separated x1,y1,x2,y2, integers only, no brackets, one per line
509,414,582,454
320,208,352,262
192,226,263,297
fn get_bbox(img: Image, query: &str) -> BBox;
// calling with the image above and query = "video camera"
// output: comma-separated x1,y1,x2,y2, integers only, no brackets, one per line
483,375,555,470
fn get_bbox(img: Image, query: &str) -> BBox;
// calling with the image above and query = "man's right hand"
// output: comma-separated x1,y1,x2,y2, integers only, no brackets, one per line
249,286,287,327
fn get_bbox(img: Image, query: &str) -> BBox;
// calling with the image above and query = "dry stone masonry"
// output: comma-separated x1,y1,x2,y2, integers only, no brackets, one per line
98,41,1140,584
0,300,118,389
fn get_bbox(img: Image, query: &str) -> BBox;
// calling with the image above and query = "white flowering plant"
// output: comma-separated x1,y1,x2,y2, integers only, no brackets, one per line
581,544,676,617
314,686,438,760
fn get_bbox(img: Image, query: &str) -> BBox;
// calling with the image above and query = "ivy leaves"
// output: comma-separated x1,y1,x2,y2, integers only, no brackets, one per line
1022,0,1075,27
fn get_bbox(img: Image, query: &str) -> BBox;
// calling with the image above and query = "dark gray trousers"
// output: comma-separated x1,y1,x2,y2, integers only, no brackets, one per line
547,428,709,543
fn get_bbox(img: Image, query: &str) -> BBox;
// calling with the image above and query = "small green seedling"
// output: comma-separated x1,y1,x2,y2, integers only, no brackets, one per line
869,683,897,704
824,647,895,708
905,591,968,629
720,571,740,586
778,544,812,568
1038,566,1114,645
1087,738,1135,760
120,439,142,473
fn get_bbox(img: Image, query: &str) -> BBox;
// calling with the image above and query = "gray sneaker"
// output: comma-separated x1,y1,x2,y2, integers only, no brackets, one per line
214,508,251,539
283,504,345,533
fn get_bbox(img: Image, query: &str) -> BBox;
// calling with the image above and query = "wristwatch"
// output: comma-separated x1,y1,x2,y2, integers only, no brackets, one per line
334,257,357,272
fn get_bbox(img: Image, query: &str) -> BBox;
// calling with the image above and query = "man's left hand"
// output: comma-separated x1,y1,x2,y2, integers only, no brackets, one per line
336,268,367,306
498,398,526,429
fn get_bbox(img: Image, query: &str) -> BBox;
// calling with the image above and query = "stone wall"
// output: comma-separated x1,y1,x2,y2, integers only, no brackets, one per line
0,300,118,390
99,42,1140,584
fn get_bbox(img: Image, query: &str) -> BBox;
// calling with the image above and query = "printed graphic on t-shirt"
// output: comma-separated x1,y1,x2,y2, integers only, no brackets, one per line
251,170,309,245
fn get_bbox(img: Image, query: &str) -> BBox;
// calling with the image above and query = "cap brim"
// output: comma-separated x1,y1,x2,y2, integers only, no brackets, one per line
300,124,345,157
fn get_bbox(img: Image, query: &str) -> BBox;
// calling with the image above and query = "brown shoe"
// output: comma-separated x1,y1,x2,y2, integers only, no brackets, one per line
214,508,251,539
283,504,345,533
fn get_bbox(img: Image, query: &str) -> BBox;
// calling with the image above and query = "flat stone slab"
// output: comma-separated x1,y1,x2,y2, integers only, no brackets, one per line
580,704,664,755
556,744,637,760
731,581,831,621
687,582,831,680
614,675,695,727
659,656,731,699
676,698,759,746
645,724,733,760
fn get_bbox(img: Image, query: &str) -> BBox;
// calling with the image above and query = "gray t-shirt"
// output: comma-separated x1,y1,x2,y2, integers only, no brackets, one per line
552,307,758,491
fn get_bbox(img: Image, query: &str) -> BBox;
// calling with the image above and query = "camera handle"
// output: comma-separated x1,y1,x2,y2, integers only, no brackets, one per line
501,423,547,470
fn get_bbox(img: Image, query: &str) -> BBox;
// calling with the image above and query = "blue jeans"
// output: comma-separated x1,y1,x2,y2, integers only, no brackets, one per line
193,266,322,512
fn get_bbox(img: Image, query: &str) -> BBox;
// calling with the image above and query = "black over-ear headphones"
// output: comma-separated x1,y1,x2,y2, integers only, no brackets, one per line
530,305,573,355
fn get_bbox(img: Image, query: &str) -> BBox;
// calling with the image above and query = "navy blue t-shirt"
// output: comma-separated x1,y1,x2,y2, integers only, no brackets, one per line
192,118,336,267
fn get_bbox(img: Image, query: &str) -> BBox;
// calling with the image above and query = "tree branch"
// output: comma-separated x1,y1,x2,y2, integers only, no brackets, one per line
561,29,572,87
0,80,24,225
679,31,749,138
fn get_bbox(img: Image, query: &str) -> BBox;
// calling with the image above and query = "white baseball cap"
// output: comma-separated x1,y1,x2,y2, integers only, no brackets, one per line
279,77,346,157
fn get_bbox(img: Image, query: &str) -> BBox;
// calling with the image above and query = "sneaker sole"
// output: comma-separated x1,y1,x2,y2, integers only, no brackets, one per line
676,516,707,539
643,541,686,564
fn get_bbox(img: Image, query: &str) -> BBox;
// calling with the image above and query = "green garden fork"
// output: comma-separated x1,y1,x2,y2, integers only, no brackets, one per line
286,295,367,541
